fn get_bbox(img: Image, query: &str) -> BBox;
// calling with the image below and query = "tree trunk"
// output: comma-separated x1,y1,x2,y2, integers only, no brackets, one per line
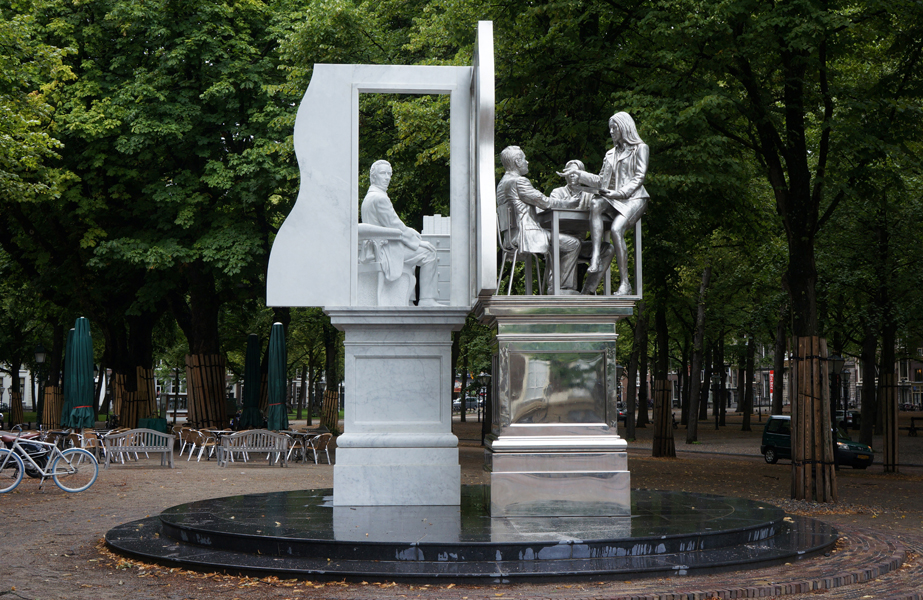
459,350,468,423
679,337,690,426
858,326,877,446
115,366,157,429
323,321,339,399
93,359,106,419
41,386,63,429
687,266,712,443
652,302,675,457
742,334,755,432
700,344,712,421
185,355,227,429
772,303,787,415
9,391,24,428
297,364,307,420
451,330,461,422
636,304,651,428
790,336,837,502
879,323,898,472
718,337,727,425
625,317,639,439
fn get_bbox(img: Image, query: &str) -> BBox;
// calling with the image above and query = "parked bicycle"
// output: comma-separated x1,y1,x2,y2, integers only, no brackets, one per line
0,428,99,493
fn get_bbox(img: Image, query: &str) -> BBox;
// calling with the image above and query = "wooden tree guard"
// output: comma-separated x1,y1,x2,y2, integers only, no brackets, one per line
9,391,24,427
790,336,837,502
321,390,339,433
652,379,675,457
41,386,63,429
113,368,156,429
185,354,228,429
880,372,899,472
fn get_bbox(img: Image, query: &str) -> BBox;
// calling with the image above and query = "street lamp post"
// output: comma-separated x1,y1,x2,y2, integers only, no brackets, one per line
34,344,46,429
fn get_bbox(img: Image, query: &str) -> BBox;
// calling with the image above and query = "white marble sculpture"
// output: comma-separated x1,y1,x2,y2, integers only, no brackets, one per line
265,22,498,507
358,160,439,307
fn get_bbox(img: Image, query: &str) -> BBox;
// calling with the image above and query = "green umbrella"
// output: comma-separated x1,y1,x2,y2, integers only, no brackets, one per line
238,334,263,429
64,318,95,429
266,323,289,431
60,328,75,427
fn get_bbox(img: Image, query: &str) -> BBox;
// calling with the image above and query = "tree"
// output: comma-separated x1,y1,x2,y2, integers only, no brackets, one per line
23,0,306,426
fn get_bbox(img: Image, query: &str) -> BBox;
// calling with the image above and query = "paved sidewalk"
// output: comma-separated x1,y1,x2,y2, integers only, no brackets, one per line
0,414,921,599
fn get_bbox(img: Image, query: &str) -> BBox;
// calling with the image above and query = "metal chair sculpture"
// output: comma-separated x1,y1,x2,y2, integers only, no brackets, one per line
496,205,544,295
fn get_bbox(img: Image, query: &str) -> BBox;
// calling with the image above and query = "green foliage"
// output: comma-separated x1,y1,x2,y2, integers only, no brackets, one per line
0,0,71,202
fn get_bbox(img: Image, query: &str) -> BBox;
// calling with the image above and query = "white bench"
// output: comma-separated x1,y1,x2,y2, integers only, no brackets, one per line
217,430,289,467
103,428,175,469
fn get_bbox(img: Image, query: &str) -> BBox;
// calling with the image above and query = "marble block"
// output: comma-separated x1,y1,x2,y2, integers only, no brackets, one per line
327,307,469,506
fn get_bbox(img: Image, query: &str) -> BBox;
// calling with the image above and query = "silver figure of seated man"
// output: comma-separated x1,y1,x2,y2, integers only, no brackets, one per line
360,160,439,306
497,146,583,294
564,112,649,296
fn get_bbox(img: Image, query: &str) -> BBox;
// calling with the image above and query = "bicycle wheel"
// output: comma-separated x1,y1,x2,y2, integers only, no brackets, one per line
51,448,98,493
0,448,24,493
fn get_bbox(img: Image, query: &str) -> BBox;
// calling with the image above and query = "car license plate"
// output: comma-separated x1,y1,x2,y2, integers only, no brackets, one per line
857,455,869,460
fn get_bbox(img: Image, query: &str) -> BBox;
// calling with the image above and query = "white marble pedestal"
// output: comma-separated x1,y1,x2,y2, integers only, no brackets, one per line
326,308,470,506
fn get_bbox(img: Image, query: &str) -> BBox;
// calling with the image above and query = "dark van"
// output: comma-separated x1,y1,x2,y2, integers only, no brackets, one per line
761,415,874,469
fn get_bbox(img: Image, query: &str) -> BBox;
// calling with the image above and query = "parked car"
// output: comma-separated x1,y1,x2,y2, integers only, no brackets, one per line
452,397,479,413
616,403,627,423
835,410,861,430
761,415,874,469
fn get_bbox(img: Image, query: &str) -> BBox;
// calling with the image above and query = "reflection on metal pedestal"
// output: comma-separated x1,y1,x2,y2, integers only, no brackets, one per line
476,296,635,517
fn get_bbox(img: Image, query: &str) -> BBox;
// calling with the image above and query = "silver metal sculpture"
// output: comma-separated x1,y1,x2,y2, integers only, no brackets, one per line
359,160,439,306
496,146,582,294
564,112,649,296
550,160,615,295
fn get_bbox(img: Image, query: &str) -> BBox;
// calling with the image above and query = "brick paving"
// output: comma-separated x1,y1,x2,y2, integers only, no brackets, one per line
1,412,921,599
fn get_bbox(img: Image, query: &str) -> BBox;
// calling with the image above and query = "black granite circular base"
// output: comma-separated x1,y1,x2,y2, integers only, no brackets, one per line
105,487,837,582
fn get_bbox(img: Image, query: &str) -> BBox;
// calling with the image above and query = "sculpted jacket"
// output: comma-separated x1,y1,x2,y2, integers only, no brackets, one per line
579,143,650,223
360,184,416,282
496,172,557,254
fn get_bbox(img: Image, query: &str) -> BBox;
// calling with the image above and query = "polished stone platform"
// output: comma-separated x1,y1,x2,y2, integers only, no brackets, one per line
105,487,837,582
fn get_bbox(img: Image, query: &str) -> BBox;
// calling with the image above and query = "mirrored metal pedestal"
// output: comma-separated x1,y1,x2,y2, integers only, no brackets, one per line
476,296,635,516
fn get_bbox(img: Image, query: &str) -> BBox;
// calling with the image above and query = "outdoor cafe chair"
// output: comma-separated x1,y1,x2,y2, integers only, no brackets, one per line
79,431,106,461
306,432,333,465
178,427,197,458
189,430,218,462
285,433,306,463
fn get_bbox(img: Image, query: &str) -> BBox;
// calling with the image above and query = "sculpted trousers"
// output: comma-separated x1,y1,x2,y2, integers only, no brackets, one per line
544,232,581,291
405,244,438,302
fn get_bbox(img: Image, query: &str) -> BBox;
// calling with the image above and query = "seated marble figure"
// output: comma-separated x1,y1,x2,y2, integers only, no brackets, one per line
358,160,439,306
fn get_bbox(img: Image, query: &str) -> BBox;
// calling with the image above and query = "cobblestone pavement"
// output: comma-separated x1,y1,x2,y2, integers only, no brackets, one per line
1,413,921,599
